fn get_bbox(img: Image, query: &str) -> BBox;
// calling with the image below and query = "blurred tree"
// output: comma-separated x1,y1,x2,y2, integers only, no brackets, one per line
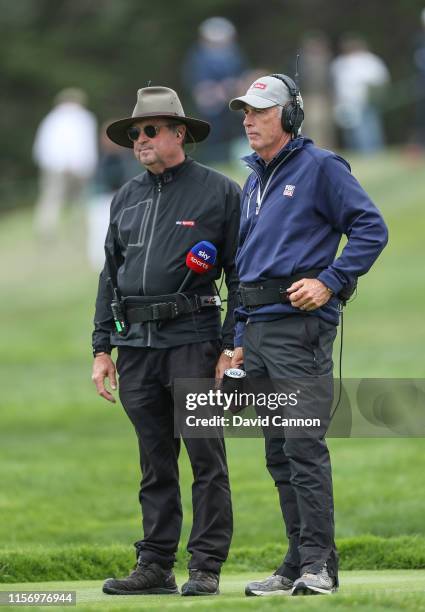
1,0,424,211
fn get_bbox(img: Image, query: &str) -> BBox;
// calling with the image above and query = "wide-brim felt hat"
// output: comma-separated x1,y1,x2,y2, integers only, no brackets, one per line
107,86,210,148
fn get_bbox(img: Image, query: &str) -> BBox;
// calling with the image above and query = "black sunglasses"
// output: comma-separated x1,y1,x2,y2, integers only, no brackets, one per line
127,124,174,141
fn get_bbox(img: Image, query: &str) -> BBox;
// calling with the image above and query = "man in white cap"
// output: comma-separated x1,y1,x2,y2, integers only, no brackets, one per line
92,85,240,596
229,75,388,596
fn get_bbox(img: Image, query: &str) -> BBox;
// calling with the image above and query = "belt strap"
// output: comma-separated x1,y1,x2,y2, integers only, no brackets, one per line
124,293,220,324
238,269,323,309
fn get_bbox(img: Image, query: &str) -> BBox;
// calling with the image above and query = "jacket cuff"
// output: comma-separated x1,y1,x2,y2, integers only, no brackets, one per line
92,343,112,357
317,269,345,296
234,321,246,348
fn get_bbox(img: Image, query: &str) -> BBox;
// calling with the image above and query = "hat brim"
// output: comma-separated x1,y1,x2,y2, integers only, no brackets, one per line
229,94,278,111
107,113,211,148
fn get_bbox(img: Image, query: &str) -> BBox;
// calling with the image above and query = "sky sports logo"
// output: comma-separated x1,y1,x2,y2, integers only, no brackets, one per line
188,254,210,270
176,220,195,226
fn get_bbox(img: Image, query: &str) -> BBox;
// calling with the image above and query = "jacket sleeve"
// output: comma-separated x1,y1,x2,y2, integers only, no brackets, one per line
220,180,242,348
316,154,389,295
91,209,123,354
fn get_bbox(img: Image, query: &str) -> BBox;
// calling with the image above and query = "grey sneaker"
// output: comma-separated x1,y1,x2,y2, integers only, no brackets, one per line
245,573,294,597
292,563,336,595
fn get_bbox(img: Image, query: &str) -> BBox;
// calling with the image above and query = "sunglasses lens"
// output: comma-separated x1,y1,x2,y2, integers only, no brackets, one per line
127,127,140,142
144,125,158,138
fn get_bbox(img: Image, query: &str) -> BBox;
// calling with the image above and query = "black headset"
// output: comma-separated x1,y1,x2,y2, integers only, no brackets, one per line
270,73,304,137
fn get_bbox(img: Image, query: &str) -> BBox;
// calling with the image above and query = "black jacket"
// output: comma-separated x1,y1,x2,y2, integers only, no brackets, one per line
92,157,241,353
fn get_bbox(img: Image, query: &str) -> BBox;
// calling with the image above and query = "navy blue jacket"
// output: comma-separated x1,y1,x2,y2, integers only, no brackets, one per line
235,137,388,346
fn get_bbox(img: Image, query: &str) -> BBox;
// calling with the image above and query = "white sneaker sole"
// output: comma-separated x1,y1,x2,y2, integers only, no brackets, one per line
292,583,336,596
247,589,292,597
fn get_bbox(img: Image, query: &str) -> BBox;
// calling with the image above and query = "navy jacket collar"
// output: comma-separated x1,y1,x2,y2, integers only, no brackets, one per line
243,137,312,179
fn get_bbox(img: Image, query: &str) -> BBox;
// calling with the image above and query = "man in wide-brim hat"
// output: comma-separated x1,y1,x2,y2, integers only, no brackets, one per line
107,85,210,148
92,86,241,596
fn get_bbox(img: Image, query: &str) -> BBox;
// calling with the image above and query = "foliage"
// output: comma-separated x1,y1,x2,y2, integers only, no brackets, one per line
1,0,425,208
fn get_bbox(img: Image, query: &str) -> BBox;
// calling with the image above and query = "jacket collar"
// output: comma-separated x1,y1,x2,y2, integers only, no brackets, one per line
242,136,311,179
145,156,193,184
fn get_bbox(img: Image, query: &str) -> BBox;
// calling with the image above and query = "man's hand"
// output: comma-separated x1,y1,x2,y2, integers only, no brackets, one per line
287,278,332,312
231,347,244,369
92,353,117,403
215,351,233,381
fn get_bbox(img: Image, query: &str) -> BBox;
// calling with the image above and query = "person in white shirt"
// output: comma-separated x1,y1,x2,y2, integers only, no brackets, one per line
330,35,390,153
33,88,98,238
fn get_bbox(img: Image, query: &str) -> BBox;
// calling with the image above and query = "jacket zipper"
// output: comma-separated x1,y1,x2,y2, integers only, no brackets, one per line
142,178,162,346
245,150,296,216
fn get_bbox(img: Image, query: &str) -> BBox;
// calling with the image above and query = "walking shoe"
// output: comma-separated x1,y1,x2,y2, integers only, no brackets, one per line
181,569,219,596
103,561,179,595
245,573,294,596
292,563,336,595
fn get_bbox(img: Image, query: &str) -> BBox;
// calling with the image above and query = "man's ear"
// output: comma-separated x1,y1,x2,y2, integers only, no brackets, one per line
176,125,186,139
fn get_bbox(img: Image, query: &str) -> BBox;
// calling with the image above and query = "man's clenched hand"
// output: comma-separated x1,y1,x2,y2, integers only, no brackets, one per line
287,278,333,312
231,347,244,369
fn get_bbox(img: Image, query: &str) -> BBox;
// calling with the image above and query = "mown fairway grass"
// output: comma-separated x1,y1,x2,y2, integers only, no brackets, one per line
1,571,425,611
1,151,425,595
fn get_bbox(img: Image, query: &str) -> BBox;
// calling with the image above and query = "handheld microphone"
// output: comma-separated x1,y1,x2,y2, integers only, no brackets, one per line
178,241,217,292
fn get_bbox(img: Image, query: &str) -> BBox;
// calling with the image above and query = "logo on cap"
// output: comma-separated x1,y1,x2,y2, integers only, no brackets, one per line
253,82,267,90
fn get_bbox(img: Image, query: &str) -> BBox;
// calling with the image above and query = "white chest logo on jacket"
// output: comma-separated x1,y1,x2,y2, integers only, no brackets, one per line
283,184,296,197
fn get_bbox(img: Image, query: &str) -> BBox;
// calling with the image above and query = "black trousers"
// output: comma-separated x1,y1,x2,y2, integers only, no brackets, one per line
116,340,233,574
244,315,339,584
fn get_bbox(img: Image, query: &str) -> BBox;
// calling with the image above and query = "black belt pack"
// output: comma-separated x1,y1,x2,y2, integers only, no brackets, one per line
123,292,221,324
238,269,356,309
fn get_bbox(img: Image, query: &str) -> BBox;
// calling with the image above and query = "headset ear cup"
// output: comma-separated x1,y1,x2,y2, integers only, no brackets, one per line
293,106,304,134
281,103,295,133
284,104,304,135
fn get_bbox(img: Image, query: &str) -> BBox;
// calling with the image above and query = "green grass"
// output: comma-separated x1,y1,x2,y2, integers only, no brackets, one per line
2,571,425,611
1,151,425,584
2,536,425,584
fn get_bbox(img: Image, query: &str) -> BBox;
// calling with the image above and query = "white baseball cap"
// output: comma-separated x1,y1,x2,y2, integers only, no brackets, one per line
229,75,293,110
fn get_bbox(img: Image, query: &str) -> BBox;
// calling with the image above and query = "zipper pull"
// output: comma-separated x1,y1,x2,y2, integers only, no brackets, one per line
157,178,162,193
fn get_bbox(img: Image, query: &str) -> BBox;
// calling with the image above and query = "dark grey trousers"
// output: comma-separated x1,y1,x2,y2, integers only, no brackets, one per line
244,315,339,584
116,340,233,574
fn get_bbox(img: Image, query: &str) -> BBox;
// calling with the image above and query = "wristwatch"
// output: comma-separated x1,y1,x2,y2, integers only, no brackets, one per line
223,349,234,358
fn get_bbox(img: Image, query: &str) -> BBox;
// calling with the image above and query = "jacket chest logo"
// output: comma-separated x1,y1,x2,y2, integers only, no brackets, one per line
283,184,296,197
176,220,195,226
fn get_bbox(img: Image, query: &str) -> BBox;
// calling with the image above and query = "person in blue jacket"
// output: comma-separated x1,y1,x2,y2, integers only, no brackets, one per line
229,74,388,597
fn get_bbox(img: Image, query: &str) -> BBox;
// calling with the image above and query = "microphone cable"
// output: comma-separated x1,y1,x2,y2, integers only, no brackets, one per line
329,287,358,422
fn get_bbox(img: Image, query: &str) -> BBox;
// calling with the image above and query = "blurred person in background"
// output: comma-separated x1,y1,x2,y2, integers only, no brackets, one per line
299,31,335,149
330,35,390,153
32,88,98,239
229,74,388,597
92,85,240,597
182,16,248,163
413,8,425,150
86,122,135,271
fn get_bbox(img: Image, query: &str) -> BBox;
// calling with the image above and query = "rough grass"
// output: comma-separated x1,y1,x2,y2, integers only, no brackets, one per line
2,536,425,583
